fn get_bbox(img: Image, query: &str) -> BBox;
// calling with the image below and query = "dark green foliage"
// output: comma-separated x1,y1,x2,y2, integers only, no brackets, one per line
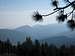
52,0,58,8
67,19,75,30
56,14,67,22
33,12,43,21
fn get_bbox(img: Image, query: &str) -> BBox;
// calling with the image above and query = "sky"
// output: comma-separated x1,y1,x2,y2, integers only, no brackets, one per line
0,0,71,29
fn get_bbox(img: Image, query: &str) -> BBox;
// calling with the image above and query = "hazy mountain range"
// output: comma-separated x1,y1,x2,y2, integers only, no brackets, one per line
15,24,70,39
0,24,75,46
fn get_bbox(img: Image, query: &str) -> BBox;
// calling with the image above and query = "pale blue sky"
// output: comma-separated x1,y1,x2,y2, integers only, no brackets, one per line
0,0,51,10
0,0,70,29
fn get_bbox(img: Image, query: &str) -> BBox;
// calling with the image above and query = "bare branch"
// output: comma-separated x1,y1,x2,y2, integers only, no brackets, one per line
41,9,60,16
41,1,75,17
54,1,75,10
66,0,71,3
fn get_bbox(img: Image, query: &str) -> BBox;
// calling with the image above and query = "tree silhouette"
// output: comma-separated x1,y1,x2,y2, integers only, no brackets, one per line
5,38,12,54
0,38,75,56
22,37,33,48
32,0,75,30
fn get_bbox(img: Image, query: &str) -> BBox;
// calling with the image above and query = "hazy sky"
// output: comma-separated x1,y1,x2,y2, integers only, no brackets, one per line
0,0,70,29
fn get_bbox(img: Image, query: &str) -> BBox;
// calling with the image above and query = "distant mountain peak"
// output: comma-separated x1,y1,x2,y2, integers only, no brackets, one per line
15,25,32,30
0,24,75,45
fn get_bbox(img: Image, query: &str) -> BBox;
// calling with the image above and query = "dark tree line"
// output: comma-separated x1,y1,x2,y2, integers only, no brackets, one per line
32,0,75,30
0,37,75,56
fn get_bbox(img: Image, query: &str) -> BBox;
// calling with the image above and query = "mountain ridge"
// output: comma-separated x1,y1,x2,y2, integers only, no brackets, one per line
0,24,75,46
